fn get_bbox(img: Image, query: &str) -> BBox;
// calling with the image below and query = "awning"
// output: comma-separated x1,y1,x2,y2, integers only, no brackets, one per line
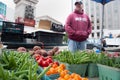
91,0,114,5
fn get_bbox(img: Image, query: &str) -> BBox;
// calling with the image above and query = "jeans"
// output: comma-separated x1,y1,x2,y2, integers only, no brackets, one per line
68,39,88,52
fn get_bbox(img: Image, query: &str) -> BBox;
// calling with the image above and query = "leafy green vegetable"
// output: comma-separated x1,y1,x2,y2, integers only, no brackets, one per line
0,50,50,80
53,50,90,64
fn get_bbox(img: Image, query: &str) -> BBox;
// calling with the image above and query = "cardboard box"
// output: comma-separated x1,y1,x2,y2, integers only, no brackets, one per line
38,20,51,30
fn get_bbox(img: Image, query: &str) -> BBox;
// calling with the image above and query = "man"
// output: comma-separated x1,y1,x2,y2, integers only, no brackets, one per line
65,1,92,52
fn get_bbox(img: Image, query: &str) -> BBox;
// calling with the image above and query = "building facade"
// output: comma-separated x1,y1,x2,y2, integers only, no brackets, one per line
0,1,7,20
14,0,38,27
14,0,38,20
83,0,102,39
104,0,120,37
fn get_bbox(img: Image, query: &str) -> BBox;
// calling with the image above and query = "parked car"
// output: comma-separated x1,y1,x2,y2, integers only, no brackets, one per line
87,38,105,51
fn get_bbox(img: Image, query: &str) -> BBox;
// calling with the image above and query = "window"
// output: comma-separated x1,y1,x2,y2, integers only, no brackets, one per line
91,21,94,23
91,15,94,17
97,32,100,38
97,26,100,30
92,33,94,37
92,26,94,30
97,19,99,23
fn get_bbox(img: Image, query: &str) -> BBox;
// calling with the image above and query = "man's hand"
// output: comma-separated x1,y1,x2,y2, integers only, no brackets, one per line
76,31,88,37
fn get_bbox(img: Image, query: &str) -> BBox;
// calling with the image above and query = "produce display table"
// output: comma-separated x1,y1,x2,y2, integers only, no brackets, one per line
2,42,67,49
2,42,43,49
2,28,66,49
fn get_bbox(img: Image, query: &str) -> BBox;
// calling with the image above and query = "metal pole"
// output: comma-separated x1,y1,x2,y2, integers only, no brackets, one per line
101,5,104,39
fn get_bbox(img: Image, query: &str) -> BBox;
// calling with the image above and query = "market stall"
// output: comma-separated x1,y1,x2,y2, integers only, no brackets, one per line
0,21,66,49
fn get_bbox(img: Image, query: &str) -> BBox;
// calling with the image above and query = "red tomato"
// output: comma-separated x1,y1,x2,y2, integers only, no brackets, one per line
43,57,48,60
44,56,52,61
46,58,53,64
42,61,49,67
37,58,43,67
40,56,45,60
35,55,41,61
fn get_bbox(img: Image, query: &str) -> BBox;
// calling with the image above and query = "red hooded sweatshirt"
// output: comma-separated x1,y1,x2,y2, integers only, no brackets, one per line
65,10,92,42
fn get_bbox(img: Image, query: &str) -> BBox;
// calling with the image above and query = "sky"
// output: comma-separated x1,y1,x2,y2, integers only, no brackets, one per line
0,0,72,24
36,0,72,24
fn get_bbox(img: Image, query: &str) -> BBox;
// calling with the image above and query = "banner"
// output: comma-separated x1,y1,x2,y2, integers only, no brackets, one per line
15,17,35,27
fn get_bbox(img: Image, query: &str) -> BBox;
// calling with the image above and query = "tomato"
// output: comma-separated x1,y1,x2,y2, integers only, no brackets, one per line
44,56,52,60
46,58,53,64
37,58,43,67
35,55,41,61
36,55,53,67
40,56,45,60
42,61,49,67
43,57,48,61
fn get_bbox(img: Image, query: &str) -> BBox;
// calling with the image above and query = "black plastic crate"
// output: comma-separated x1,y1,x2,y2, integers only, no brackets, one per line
0,21,3,32
1,33,24,42
2,21,24,34
35,31,65,44
24,33,36,39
